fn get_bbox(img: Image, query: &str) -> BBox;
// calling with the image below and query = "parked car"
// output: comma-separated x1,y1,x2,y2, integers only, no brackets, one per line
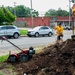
62,25,71,30
0,25,20,39
27,26,53,37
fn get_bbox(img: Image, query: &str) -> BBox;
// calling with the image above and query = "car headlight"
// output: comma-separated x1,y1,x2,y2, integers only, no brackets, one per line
28,31,35,35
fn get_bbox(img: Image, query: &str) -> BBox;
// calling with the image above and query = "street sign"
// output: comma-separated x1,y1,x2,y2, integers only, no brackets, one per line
53,17,57,21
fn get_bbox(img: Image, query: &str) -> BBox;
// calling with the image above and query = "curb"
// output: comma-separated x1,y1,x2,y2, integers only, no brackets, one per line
20,35,27,37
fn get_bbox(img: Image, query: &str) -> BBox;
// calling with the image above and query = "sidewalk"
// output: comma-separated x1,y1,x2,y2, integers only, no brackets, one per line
64,30,73,34
19,27,32,30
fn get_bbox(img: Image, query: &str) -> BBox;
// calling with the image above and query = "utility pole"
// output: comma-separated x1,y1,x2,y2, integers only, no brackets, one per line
69,0,71,27
30,0,33,28
13,2,17,25
13,2,16,16
71,3,75,40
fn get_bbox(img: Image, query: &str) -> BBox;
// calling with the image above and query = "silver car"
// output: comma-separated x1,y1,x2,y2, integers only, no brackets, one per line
0,25,20,39
27,26,53,37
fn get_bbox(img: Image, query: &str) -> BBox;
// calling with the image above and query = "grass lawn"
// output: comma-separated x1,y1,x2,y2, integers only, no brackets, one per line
0,46,45,75
20,29,28,36
0,55,9,62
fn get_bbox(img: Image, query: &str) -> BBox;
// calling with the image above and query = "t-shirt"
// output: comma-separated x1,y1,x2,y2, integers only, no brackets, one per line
72,8,75,15
55,26,63,36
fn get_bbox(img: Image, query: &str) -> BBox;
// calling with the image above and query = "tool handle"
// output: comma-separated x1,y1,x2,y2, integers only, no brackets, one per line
1,36,23,51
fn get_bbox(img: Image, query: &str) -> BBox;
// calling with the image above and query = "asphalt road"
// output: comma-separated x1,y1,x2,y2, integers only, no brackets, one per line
0,30,73,51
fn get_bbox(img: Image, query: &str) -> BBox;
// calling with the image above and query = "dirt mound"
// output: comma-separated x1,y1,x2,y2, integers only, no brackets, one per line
12,39,75,75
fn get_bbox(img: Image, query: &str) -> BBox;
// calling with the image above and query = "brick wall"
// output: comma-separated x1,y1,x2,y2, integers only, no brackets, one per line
15,16,73,27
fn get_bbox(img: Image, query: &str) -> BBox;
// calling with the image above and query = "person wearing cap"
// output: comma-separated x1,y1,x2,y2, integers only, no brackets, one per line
54,22,64,44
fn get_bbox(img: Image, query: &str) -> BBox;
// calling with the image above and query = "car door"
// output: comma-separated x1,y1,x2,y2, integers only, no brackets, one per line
0,26,6,36
44,26,50,34
39,26,49,35
6,26,14,36
39,27,45,35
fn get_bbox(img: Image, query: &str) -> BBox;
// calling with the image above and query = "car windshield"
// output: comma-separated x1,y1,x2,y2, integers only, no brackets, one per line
32,26,41,30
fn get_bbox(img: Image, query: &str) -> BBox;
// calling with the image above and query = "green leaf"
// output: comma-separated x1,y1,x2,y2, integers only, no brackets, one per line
72,0,75,3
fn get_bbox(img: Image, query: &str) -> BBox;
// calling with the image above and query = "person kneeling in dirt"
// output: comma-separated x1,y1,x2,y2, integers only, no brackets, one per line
54,22,64,45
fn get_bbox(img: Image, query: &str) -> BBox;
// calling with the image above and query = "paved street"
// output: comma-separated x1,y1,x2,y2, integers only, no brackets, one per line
0,30,73,56
0,30,73,50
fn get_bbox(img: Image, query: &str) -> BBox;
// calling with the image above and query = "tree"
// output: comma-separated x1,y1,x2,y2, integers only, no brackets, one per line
45,9,57,17
0,7,6,24
56,8,69,16
6,6,14,14
72,0,75,3
32,10,39,17
45,8,69,17
6,5,39,17
15,5,28,17
0,6,16,25
2,7,16,24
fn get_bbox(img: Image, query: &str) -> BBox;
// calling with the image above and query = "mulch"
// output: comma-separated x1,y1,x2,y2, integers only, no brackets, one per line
11,38,75,75
1,38,75,75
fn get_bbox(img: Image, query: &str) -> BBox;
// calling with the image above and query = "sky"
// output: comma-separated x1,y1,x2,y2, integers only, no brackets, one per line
0,0,74,16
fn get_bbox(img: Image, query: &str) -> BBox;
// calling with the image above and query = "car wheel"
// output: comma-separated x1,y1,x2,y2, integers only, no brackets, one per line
48,32,52,37
20,54,28,62
13,33,19,39
35,32,39,37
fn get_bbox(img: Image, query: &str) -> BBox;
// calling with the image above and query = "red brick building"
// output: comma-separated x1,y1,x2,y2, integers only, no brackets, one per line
15,16,74,27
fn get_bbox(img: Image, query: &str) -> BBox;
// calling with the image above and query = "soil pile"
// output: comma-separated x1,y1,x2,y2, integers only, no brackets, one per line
13,39,75,75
